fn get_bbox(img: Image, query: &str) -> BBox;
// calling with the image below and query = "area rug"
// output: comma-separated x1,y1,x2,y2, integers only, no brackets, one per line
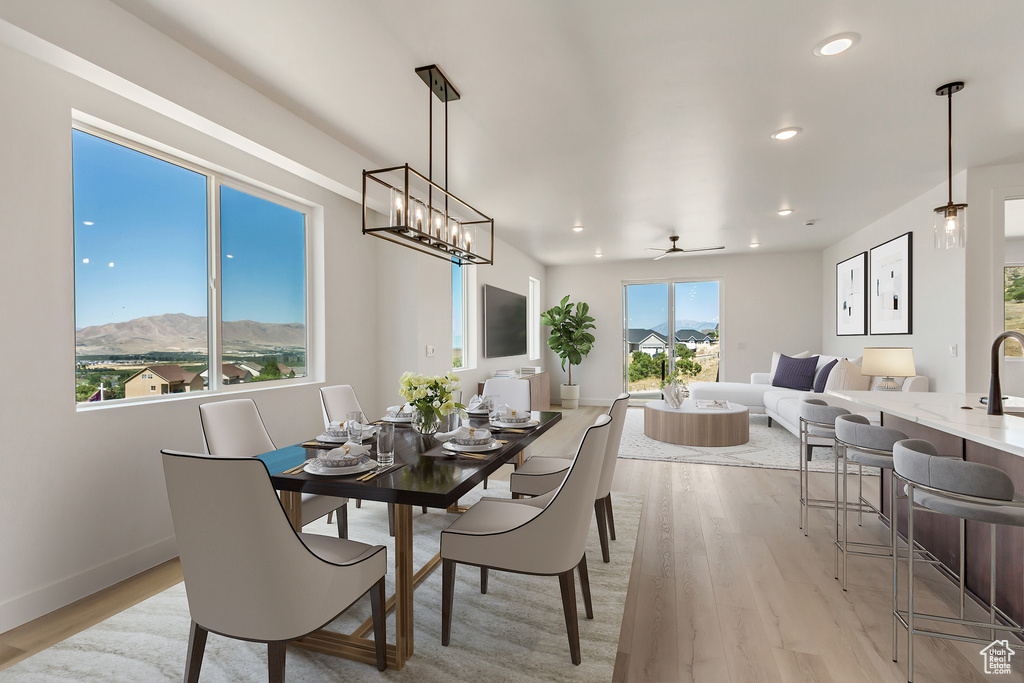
618,407,876,474
1,482,641,683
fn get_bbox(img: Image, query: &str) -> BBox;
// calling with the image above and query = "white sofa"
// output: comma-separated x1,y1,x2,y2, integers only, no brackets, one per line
689,354,929,442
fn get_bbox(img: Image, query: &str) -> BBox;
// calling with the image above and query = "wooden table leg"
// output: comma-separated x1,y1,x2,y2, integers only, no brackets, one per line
280,491,302,532
394,503,414,663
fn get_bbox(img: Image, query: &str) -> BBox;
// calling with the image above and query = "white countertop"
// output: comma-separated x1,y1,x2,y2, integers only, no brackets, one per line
826,390,1024,458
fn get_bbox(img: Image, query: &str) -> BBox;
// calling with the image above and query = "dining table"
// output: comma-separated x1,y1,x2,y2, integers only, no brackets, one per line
258,409,563,670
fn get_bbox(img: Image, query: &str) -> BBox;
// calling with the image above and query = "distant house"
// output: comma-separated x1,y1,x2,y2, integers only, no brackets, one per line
123,365,204,398
235,360,263,376
199,363,255,386
628,328,717,356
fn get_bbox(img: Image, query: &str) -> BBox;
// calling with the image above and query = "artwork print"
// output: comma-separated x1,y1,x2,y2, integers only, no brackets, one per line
836,252,867,336
869,232,912,335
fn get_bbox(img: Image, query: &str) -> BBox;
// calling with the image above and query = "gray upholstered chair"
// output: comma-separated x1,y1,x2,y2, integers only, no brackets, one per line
199,398,349,538
440,413,612,665
160,450,387,680
507,393,629,562
893,439,1024,682
833,414,908,590
798,399,851,534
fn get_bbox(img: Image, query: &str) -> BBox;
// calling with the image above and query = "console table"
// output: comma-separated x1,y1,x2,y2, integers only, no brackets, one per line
477,372,550,411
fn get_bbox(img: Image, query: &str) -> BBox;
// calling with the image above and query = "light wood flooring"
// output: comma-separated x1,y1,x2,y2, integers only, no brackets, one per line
2,406,1021,681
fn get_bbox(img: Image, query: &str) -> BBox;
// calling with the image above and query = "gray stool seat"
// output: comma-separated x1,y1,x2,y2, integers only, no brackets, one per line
892,438,1024,683
831,413,908,590
797,399,851,534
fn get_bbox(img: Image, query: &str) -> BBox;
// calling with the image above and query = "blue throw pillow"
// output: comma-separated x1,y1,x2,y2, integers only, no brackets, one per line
772,354,820,391
813,358,838,393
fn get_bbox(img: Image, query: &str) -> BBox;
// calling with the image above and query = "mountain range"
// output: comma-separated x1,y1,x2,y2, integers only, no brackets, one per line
75,313,305,356
648,319,719,335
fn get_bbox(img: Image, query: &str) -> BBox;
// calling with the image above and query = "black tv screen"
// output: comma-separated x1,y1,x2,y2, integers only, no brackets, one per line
483,285,528,358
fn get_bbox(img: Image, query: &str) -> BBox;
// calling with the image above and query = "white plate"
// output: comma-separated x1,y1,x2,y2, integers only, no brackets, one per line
317,433,348,443
490,420,539,429
304,459,377,476
382,415,413,423
442,439,502,453
466,407,491,415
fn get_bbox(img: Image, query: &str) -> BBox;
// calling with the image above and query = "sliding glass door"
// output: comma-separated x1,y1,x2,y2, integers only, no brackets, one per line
623,279,720,404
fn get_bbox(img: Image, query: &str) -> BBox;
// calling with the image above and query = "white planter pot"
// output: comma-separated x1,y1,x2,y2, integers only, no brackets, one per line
560,384,580,409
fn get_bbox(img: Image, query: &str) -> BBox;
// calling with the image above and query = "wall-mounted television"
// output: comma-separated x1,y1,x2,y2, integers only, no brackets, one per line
483,284,528,358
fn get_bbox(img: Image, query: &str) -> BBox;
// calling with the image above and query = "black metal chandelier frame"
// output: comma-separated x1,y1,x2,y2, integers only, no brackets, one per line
362,65,494,266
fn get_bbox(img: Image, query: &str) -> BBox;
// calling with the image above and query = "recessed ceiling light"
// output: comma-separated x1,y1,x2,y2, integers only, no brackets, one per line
573,225,584,232
814,32,860,57
771,127,802,141
778,209,793,216
595,251,603,258
749,242,760,248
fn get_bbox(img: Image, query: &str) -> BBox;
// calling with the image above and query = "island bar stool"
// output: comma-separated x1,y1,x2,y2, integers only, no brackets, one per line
798,399,851,535
833,414,910,590
892,439,1024,682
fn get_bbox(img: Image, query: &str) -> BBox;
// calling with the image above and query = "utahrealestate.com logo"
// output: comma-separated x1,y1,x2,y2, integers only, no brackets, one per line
980,639,1016,675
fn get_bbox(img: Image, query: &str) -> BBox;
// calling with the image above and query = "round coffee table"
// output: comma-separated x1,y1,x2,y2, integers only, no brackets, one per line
643,399,750,447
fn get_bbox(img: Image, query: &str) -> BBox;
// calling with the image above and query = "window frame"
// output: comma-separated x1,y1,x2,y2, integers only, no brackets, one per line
72,121,316,408
453,264,478,373
528,276,541,361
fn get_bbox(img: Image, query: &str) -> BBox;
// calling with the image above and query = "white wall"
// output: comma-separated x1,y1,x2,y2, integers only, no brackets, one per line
820,175,967,392
965,163,1024,394
544,250,824,405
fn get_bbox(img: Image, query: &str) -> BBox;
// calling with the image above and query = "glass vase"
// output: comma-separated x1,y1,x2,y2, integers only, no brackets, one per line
412,408,441,435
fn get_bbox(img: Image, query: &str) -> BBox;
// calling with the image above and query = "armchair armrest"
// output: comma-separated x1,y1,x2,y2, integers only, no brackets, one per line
751,372,770,385
902,375,929,392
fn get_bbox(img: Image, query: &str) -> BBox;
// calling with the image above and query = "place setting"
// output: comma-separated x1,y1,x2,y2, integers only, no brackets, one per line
300,417,403,481
486,403,540,432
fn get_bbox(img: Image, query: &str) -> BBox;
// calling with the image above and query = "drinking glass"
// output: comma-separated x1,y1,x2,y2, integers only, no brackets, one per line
376,423,395,467
347,411,365,444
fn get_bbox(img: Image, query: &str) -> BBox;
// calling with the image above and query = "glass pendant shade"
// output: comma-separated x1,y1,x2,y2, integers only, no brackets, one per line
934,203,966,249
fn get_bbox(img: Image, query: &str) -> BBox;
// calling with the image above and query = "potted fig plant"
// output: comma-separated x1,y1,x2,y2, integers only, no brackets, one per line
540,295,596,409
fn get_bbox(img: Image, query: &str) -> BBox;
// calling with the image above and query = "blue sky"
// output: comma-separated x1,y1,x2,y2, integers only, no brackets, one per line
626,281,720,329
73,130,305,329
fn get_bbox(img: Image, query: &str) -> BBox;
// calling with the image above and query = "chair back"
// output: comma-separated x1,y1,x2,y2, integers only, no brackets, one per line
834,413,906,452
894,439,1016,500
531,414,611,571
199,398,275,457
160,450,384,641
595,393,629,499
320,384,364,428
481,378,531,413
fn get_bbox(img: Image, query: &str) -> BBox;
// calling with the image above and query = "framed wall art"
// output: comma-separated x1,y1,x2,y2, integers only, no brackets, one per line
836,251,867,336
869,232,912,335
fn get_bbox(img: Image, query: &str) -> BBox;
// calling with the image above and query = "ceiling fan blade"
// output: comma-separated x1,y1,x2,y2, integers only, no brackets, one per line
644,247,666,251
652,252,669,261
681,245,725,253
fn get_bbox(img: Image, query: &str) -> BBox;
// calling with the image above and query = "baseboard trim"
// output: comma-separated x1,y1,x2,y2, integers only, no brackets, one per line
0,536,177,633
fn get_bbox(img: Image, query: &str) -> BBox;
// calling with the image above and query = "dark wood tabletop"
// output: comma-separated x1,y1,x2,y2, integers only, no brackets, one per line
264,411,562,509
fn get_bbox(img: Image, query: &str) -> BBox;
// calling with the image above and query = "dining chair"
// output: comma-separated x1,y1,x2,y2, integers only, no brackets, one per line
199,398,349,538
507,393,629,562
318,384,427,528
160,450,388,681
481,377,531,413
440,413,612,665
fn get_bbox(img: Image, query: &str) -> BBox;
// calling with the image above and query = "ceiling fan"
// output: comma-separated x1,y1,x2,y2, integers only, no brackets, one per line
646,235,725,260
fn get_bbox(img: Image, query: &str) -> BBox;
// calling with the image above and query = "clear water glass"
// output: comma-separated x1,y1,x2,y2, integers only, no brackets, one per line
347,411,365,443
376,422,395,467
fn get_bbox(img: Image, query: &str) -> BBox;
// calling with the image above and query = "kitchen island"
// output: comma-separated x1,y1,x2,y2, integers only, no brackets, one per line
828,390,1024,632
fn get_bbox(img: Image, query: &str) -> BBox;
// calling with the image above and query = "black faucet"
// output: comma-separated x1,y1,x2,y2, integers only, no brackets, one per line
987,331,1024,415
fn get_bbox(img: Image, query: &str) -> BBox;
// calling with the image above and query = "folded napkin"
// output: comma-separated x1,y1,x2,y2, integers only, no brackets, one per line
387,403,415,416
447,425,492,445
317,442,372,467
489,403,531,423
466,395,484,410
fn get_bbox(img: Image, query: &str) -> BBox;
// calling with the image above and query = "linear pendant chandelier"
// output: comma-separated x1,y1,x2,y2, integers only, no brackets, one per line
362,65,494,265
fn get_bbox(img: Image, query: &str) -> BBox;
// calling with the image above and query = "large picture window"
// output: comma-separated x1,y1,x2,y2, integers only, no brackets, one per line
73,128,309,404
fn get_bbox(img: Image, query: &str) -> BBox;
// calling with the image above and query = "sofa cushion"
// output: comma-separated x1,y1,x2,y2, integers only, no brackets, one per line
689,381,771,409
824,358,871,392
763,388,810,414
813,358,839,392
769,350,810,384
772,354,819,391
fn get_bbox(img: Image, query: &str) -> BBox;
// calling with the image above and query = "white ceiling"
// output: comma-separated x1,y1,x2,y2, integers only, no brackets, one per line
110,0,1024,265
